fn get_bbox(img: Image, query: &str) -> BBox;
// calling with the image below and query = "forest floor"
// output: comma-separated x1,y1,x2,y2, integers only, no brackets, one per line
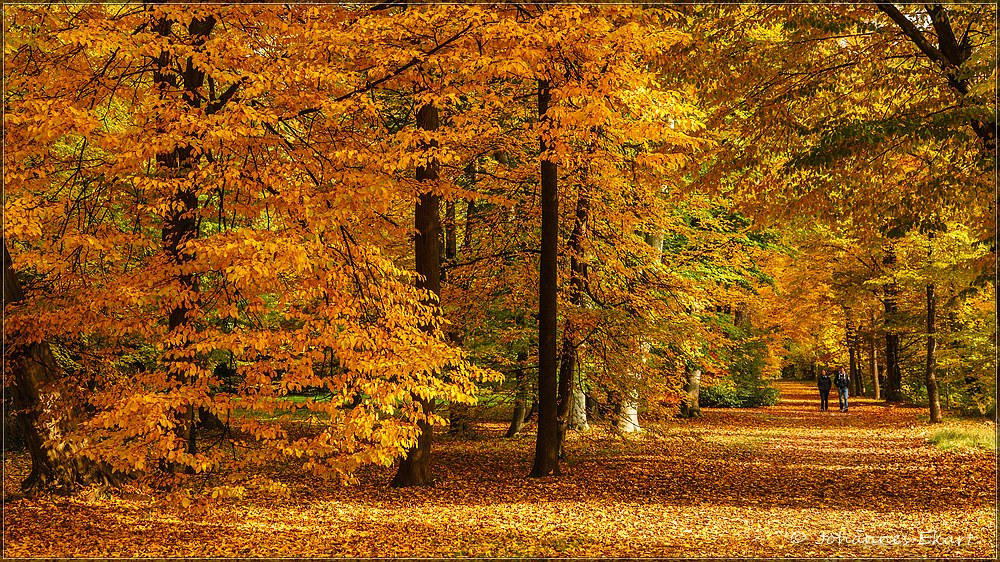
3,381,996,558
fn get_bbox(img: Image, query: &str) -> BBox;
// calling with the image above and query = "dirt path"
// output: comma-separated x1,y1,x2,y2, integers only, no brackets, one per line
3,380,995,557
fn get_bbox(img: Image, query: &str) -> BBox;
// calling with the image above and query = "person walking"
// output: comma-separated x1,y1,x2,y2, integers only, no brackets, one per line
818,369,832,411
835,367,851,412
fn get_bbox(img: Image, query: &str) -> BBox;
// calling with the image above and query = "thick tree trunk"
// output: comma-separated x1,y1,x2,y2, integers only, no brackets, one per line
4,240,115,495
393,102,441,487
926,283,942,423
153,14,217,463
614,392,641,433
531,79,560,477
567,386,588,431
679,368,702,418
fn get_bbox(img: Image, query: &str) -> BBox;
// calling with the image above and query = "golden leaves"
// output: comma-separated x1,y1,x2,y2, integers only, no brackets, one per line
3,381,996,557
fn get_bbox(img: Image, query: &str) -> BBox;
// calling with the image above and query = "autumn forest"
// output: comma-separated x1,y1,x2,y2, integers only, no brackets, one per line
2,2,996,558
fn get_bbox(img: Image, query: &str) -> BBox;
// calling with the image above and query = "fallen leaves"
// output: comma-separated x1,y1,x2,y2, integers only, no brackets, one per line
3,381,995,557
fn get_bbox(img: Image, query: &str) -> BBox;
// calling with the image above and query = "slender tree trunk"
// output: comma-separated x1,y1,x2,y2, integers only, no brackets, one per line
464,200,477,249
882,246,903,402
556,337,575,456
869,316,882,400
506,352,530,438
556,167,591,456
3,240,115,494
531,79,560,477
392,102,441,487
846,307,863,397
462,160,478,251
926,283,942,423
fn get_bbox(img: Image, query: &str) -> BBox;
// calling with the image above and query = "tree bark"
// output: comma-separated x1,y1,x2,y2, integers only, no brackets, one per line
556,166,591,457
3,239,116,495
846,307,863,397
462,160,478,251
926,283,942,423
567,386,589,431
531,79,560,477
506,351,530,438
151,14,217,462
679,368,702,418
869,314,882,400
392,102,441,487
882,246,903,402
614,392,641,433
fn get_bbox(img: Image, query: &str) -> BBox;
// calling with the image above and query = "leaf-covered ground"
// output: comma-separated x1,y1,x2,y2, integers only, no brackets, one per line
3,381,995,557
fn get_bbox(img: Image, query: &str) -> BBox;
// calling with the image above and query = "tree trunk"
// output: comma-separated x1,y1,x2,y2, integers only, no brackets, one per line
3,240,116,495
679,368,702,418
531,79,560,477
567,386,589,431
392,102,441,487
869,318,882,400
152,14,218,464
462,160,478,251
556,165,592,457
926,283,942,423
448,403,471,436
445,201,457,261
882,246,903,402
556,336,575,457
507,401,527,437
846,307,863,397
506,352,530,438
614,392,641,433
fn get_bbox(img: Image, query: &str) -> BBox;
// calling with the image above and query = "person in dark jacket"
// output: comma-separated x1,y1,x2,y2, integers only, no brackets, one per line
817,369,832,411
835,367,851,412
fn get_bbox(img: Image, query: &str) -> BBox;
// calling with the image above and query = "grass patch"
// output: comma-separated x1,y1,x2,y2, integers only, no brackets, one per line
928,426,996,451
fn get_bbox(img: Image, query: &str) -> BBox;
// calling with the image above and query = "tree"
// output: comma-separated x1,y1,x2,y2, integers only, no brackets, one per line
3,239,117,494
531,77,560,477
3,4,492,491
392,101,442,487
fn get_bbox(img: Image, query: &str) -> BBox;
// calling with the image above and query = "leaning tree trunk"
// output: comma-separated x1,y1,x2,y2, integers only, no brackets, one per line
531,79,560,477
392,102,441,487
679,368,702,418
925,283,942,423
3,240,116,495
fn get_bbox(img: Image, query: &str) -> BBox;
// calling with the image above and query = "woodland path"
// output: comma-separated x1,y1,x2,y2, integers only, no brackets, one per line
3,381,995,558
